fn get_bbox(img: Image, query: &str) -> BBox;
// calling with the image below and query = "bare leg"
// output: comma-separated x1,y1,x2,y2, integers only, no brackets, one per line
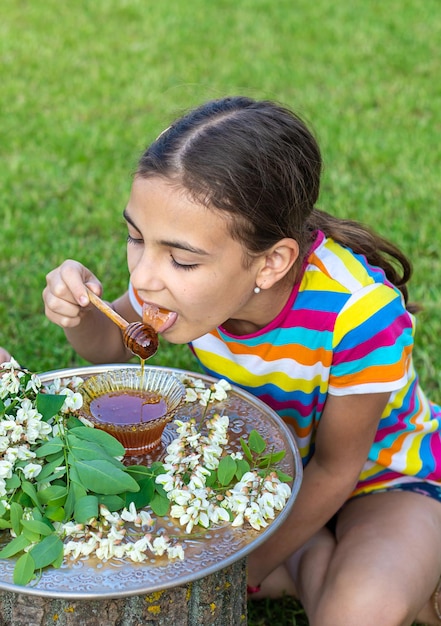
254,491,441,626
298,491,441,626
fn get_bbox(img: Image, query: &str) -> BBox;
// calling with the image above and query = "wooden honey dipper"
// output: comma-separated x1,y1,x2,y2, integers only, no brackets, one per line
86,288,158,360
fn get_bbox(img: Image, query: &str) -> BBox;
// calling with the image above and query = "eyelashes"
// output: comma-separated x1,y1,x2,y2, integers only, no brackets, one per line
127,234,143,245
127,235,198,271
170,257,199,271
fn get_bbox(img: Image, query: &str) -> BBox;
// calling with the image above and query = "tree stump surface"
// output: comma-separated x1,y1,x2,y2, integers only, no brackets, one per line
0,558,247,626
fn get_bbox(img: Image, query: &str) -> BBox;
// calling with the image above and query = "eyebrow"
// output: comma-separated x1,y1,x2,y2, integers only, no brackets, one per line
123,209,209,256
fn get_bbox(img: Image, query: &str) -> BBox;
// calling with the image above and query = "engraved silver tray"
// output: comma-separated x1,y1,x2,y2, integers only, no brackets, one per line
0,364,302,599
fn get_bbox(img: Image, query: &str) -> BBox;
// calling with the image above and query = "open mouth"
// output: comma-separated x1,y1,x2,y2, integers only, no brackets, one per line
142,303,177,333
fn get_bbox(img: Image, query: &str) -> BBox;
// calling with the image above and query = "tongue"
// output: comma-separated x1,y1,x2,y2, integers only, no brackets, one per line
142,304,177,333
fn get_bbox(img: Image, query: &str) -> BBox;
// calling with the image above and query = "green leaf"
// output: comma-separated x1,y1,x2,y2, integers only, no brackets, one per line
44,505,65,522
125,477,155,509
97,495,125,512
37,485,68,507
275,469,293,483
248,430,266,454
66,415,84,429
34,437,64,458
0,519,12,529
10,502,23,536
13,552,36,586
235,458,251,481
67,435,124,468
36,455,66,483
125,464,157,481
64,481,87,521
21,519,54,537
258,450,286,467
68,426,125,457
0,534,31,558
36,393,66,421
21,527,41,543
239,437,253,462
217,456,237,486
74,459,140,495
205,469,217,488
149,492,170,516
21,481,44,512
74,495,99,524
52,549,64,569
5,473,21,491
29,534,64,570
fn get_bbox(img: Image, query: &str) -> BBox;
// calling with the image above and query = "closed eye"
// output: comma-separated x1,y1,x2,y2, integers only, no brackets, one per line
170,255,199,271
127,234,144,245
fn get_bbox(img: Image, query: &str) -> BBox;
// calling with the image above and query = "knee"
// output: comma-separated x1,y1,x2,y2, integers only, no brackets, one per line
309,582,412,626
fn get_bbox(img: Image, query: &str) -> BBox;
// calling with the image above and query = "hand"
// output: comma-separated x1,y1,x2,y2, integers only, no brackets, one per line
43,259,102,329
0,347,11,363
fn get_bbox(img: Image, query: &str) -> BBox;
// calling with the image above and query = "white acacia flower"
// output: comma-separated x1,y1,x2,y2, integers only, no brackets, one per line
166,543,185,560
0,436,10,453
224,491,249,514
16,398,40,423
137,510,154,527
185,388,199,403
63,540,83,560
230,451,244,461
95,537,116,561
60,389,83,412
99,505,121,525
15,445,36,461
25,374,42,394
21,463,42,479
120,502,138,523
245,504,268,531
0,460,14,479
207,504,230,525
257,492,276,519
151,535,169,556
0,372,21,397
231,512,244,527
78,415,95,428
80,535,99,557
155,473,176,492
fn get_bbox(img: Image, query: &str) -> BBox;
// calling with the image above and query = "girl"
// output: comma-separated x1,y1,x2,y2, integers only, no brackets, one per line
43,96,441,626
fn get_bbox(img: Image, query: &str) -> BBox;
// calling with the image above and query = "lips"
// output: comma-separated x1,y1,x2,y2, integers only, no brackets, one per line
142,303,177,333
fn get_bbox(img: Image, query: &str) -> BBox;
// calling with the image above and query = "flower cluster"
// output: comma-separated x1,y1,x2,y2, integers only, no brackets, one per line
155,414,292,532
183,377,231,406
59,503,184,563
0,360,52,496
223,470,292,530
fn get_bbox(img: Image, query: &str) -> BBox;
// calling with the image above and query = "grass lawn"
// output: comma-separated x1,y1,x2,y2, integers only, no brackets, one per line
1,1,440,623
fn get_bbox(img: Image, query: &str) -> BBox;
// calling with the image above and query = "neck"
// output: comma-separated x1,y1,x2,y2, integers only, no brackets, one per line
222,279,293,336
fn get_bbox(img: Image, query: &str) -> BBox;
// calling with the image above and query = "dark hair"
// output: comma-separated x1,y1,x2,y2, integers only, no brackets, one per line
137,96,417,312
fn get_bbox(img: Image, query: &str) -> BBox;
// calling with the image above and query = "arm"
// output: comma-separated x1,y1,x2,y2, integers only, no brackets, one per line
43,259,138,364
247,390,390,586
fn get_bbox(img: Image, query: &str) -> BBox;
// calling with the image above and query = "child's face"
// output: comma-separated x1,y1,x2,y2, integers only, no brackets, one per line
124,176,263,343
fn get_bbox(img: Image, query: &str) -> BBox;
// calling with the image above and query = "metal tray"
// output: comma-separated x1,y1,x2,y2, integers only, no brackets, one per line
0,364,302,599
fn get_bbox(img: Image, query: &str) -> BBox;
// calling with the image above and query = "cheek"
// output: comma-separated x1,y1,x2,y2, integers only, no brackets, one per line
126,246,142,274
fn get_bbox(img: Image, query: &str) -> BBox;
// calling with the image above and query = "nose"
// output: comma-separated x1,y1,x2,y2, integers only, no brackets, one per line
129,251,165,294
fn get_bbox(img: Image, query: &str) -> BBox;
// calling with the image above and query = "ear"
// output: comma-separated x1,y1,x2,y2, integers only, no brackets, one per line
256,238,300,289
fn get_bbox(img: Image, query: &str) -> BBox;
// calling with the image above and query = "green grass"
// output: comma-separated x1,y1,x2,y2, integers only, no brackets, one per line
1,1,440,623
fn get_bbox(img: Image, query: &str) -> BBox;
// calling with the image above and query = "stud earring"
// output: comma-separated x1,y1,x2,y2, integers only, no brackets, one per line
253,286,261,294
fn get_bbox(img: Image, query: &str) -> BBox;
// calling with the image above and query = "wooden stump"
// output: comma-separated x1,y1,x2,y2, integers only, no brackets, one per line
0,557,247,626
